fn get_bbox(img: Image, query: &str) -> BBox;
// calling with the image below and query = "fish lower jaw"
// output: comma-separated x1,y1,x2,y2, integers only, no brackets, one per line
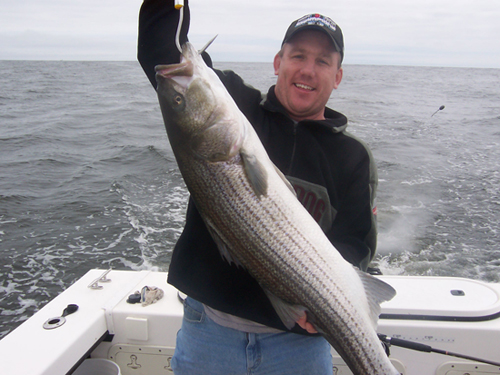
155,60,194,80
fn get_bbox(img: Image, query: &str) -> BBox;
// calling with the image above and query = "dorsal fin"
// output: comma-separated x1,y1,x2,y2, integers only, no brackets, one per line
274,165,296,196
198,35,218,54
356,269,396,327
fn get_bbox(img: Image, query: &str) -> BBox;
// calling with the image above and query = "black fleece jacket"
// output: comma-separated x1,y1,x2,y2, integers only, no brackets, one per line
138,0,378,332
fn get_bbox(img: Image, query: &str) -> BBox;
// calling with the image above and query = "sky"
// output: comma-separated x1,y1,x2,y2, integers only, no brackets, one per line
1,0,499,68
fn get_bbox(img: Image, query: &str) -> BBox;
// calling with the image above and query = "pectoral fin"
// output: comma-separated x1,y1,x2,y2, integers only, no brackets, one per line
241,151,268,197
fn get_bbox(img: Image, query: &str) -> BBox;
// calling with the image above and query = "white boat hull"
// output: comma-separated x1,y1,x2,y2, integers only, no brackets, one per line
1,269,499,374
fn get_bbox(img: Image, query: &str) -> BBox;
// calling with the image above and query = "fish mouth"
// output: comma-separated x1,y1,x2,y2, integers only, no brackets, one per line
155,60,194,88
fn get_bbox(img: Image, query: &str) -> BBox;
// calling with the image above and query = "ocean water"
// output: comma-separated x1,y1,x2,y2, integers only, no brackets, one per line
1,60,499,338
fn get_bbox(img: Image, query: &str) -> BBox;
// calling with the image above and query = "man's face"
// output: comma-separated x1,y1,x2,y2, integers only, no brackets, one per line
273,30,343,122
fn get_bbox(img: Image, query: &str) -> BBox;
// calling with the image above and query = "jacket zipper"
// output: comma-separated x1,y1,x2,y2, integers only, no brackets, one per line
287,122,299,175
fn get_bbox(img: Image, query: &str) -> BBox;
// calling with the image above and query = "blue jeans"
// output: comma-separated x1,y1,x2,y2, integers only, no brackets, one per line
171,297,333,375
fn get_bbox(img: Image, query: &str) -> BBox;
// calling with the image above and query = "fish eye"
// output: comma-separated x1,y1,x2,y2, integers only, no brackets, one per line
174,95,183,105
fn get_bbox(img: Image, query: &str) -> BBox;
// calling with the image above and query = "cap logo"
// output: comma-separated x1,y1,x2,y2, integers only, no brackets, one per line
295,14,337,33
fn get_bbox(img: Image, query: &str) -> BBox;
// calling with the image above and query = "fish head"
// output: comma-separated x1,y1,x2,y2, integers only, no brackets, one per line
155,43,245,162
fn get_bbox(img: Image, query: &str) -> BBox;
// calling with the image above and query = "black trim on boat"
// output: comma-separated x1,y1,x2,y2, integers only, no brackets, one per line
380,310,500,322
65,331,113,375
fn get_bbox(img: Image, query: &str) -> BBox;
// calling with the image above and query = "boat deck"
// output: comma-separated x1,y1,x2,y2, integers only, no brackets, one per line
1,269,499,375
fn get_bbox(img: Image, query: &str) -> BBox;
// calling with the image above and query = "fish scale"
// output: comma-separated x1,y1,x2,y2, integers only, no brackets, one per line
183,156,327,295
184,154,391,374
195,161,327,296
155,42,400,374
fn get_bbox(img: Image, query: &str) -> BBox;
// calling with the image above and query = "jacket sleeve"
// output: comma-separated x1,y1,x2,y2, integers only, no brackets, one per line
214,69,265,122
137,0,190,88
327,142,378,271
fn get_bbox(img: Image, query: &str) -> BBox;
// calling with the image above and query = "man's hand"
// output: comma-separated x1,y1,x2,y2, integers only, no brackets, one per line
297,313,318,334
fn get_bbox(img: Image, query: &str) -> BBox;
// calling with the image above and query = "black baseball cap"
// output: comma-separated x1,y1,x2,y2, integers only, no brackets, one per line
282,14,344,63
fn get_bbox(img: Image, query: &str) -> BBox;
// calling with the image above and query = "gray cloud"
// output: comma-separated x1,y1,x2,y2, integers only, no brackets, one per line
1,0,498,68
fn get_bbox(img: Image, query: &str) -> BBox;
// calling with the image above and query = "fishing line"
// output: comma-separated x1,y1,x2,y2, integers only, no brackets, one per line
378,334,500,367
175,0,184,53
174,0,218,56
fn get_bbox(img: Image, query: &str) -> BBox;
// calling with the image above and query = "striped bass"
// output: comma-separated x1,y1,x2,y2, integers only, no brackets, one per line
155,43,399,375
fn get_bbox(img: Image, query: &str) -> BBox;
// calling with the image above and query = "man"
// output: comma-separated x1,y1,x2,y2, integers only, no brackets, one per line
138,2,378,374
